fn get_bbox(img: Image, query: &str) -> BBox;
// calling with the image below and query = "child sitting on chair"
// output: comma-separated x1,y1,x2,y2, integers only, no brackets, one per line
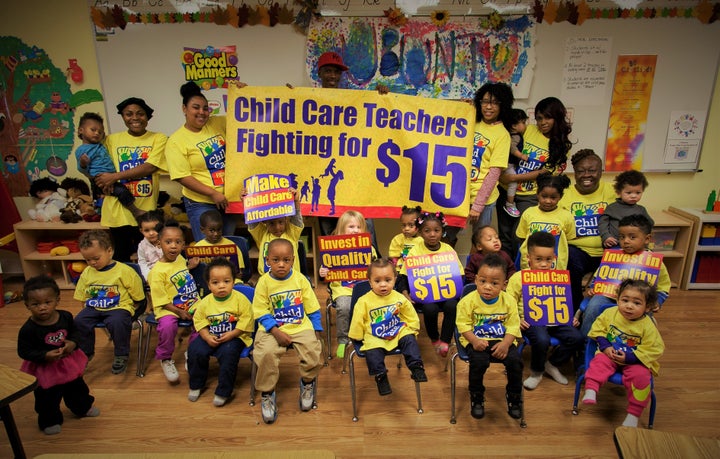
582,278,665,428
348,258,427,396
456,253,523,420
506,231,583,390
190,209,244,277
73,230,145,375
252,239,323,424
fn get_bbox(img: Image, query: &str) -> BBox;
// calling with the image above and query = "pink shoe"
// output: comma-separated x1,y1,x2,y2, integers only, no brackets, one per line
504,202,521,217
434,341,449,358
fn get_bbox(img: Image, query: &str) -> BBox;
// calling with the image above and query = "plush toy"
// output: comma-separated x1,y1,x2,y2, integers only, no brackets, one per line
157,191,189,223
59,177,96,223
28,177,67,222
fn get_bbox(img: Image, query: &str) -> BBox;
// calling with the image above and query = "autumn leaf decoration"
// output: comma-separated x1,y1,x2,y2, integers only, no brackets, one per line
384,7,408,26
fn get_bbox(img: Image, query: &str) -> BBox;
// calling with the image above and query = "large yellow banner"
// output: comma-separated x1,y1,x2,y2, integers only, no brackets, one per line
225,86,475,225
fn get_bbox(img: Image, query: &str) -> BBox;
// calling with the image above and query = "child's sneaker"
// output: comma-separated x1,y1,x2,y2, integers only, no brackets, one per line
504,202,521,217
299,378,316,411
582,389,597,405
85,406,100,417
470,392,485,419
375,372,392,396
111,355,128,374
523,371,543,390
160,359,179,382
188,389,201,402
506,393,523,419
184,350,188,371
410,365,428,382
433,340,449,358
213,395,228,407
544,362,568,385
336,343,346,359
43,424,61,435
261,392,278,424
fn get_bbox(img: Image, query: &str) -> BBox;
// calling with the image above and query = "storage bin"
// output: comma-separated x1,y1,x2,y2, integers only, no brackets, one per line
650,227,679,251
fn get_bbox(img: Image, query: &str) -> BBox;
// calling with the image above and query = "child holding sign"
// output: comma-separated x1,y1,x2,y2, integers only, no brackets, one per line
319,210,375,359
188,210,244,280
187,258,254,406
148,220,200,382
579,214,670,336
348,259,427,396
253,239,323,424
516,174,576,270
506,232,583,390
388,205,423,272
398,211,463,358
583,279,665,428
248,188,304,276
456,254,523,419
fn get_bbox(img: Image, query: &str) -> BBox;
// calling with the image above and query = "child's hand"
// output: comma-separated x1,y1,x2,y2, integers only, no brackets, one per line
79,154,90,169
467,208,481,225
45,348,64,361
318,266,329,277
602,346,615,360
271,327,293,347
187,257,200,270
490,340,510,360
204,334,220,348
178,309,193,321
520,320,530,330
603,237,618,248
611,349,626,364
521,154,529,161
377,83,389,94
651,304,661,313
61,340,76,355
471,339,488,352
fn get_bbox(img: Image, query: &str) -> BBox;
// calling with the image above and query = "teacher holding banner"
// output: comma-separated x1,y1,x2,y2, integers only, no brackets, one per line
166,81,237,241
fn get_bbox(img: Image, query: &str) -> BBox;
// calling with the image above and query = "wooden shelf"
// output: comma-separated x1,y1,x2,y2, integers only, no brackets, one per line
667,207,720,290
649,210,693,289
13,220,106,289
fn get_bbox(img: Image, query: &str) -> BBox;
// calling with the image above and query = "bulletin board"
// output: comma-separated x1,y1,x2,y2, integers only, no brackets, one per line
94,19,719,172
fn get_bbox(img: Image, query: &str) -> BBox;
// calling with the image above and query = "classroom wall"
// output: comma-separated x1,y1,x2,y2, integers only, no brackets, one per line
3,0,720,230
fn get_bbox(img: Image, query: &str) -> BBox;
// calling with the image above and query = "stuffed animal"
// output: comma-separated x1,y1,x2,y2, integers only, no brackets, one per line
28,177,67,222
157,191,189,223
59,177,96,223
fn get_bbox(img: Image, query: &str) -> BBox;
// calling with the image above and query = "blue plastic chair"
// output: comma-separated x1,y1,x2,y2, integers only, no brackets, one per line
224,235,254,284
449,283,526,427
93,262,147,377
347,281,423,422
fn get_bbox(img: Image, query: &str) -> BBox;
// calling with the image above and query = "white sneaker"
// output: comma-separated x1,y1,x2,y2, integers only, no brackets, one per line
161,359,179,382
299,378,316,411
545,362,568,385
184,351,188,372
188,389,201,402
213,395,228,407
261,392,278,424
523,372,543,390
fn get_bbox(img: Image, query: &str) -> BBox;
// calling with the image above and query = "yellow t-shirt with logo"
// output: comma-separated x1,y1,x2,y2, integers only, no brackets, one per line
560,181,616,257
509,124,554,196
102,130,168,228
166,116,226,204
516,206,577,270
74,262,145,315
470,121,510,205
148,256,200,320
253,270,320,335
192,290,254,346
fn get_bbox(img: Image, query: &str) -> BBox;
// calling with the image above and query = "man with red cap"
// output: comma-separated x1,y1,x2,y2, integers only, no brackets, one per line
317,52,348,89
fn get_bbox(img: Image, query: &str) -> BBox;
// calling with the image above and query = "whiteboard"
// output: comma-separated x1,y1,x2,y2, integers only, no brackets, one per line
94,19,719,172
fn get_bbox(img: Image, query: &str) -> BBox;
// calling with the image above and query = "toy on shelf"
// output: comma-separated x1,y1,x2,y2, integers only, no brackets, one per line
27,177,67,222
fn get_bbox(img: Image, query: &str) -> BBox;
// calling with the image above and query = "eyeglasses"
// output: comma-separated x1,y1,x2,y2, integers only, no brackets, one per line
480,99,500,106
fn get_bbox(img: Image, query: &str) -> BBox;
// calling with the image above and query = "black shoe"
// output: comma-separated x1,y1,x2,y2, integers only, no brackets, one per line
410,365,428,382
506,393,522,419
470,393,485,419
375,372,392,396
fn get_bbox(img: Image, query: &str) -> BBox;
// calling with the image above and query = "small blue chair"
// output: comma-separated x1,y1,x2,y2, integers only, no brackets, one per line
449,283,526,427
224,235,254,284
347,281,423,422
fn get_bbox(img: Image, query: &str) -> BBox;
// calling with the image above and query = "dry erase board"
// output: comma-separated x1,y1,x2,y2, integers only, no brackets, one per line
94,19,719,172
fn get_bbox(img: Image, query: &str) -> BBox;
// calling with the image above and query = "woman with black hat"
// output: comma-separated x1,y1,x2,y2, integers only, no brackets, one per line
94,97,168,262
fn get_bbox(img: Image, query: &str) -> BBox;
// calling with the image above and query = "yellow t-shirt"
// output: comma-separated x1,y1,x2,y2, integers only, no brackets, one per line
510,124,552,196
74,262,145,315
388,233,423,272
148,256,199,320
456,290,521,348
191,237,245,271
249,221,303,275
101,130,168,228
560,181,616,257
166,116,226,204
516,206,577,270
252,270,320,335
192,290,254,346
470,120,510,205
348,290,420,352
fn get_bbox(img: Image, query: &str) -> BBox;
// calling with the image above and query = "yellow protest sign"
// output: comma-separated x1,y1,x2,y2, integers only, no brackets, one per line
225,86,475,225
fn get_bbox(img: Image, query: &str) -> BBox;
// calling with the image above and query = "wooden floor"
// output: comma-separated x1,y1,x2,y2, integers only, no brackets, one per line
1,282,719,458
